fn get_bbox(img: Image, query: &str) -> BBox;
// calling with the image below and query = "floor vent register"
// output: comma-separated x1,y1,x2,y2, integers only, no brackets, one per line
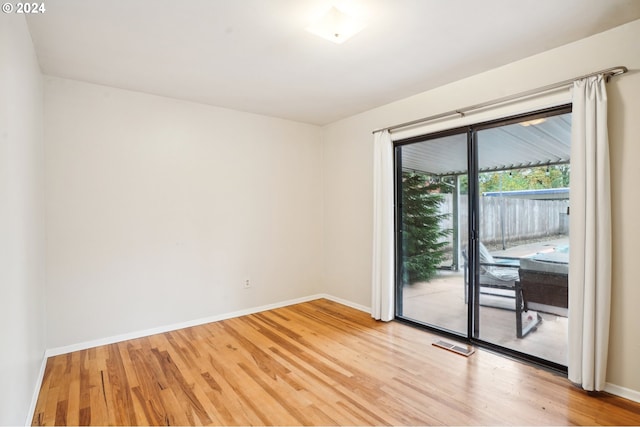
432,340,475,357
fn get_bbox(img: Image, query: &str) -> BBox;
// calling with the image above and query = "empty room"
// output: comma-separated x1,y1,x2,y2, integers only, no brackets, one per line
2,0,640,425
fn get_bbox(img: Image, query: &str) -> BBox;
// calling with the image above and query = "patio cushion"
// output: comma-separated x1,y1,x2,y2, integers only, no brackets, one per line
479,242,520,282
520,257,569,275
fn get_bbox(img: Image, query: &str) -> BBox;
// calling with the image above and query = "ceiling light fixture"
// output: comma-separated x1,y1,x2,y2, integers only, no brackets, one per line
519,118,547,127
306,6,364,44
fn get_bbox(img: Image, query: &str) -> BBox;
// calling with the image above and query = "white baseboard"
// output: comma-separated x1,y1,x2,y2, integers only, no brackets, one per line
45,294,340,357
605,382,640,403
319,293,371,314
44,294,370,358
25,351,48,426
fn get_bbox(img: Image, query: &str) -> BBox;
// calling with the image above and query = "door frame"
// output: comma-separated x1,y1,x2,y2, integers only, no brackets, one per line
393,104,572,373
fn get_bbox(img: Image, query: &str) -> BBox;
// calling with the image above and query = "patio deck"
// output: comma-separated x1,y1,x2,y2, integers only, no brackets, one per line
401,238,569,366
490,236,569,258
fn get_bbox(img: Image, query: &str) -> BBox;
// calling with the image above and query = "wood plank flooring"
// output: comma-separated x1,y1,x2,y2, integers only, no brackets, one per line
32,298,640,425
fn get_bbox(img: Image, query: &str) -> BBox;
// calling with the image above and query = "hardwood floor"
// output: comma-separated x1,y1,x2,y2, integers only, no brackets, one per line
32,299,640,425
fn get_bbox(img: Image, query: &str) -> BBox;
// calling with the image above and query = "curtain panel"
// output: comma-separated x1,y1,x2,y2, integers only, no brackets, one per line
371,130,395,321
568,75,612,391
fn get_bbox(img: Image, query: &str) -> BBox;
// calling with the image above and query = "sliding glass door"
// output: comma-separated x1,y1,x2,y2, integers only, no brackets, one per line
395,131,469,336
395,106,571,368
475,111,571,366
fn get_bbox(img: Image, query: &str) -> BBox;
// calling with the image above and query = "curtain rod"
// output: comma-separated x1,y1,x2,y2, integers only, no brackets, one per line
373,65,628,134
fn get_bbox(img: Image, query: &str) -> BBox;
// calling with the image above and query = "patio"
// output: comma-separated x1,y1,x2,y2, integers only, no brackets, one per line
401,238,568,366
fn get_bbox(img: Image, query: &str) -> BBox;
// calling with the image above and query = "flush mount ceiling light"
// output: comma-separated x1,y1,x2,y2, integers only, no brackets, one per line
306,6,364,44
519,118,547,127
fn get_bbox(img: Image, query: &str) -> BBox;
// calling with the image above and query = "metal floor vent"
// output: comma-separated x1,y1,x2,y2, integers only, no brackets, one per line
432,340,475,357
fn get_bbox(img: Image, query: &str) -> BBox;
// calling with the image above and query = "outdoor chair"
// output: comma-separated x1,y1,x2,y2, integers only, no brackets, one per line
463,242,520,311
515,254,568,338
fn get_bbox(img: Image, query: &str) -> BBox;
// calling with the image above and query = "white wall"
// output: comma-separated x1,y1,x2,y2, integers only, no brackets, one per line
0,14,47,425
45,77,323,349
322,19,640,396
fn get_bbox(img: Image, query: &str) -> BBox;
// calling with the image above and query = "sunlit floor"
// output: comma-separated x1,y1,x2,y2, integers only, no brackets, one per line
401,271,568,366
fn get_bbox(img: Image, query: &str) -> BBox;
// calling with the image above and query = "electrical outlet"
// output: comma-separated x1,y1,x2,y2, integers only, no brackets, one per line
244,279,251,289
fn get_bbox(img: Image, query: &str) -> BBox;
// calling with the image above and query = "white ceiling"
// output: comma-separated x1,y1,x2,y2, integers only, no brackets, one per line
26,0,640,125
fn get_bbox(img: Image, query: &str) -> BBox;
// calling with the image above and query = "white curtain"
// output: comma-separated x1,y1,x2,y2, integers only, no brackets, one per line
568,75,612,391
371,130,395,321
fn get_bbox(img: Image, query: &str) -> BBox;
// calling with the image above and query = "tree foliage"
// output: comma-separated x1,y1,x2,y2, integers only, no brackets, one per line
402,172,452,284
435,164,570,194
479,164,570,192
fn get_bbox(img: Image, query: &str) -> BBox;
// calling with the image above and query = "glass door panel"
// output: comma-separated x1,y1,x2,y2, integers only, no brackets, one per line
395,106,571,369
396,132,468,336
475,112,571,366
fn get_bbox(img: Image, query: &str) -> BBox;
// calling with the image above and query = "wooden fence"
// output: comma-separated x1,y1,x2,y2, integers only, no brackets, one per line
439,194,569,246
